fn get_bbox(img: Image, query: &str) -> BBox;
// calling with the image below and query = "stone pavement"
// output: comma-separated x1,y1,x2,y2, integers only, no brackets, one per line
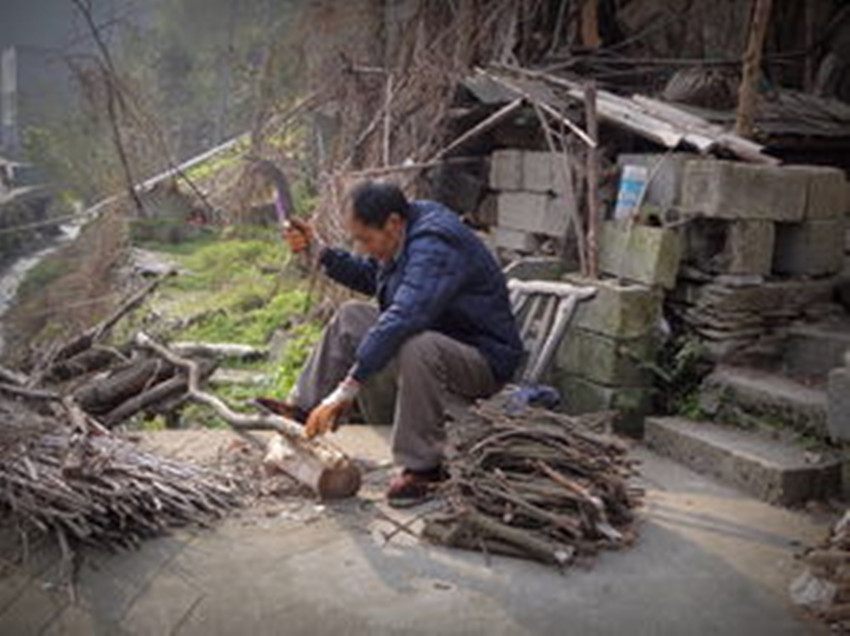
0,426,836,635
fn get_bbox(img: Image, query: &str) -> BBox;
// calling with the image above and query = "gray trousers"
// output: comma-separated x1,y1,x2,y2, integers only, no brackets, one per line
290,300,500,471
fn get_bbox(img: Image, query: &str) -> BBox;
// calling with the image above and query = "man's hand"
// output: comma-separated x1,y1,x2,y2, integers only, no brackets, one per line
283,218,314,254
304,377,360,439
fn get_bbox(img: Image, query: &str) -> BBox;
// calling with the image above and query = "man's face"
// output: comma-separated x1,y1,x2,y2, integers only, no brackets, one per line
348,212,405,262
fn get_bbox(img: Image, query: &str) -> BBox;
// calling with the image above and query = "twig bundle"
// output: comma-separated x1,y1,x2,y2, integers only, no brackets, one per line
0,397,240,553
423,399,641,567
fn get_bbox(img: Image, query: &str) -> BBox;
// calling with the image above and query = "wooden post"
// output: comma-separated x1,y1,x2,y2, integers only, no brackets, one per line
735,0,773,138
584,81,600,279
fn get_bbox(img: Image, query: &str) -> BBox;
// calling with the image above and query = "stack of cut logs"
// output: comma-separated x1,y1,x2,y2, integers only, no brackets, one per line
423,398,641,567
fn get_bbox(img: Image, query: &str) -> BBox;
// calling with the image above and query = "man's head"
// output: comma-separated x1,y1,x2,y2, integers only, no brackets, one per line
348,181,410,262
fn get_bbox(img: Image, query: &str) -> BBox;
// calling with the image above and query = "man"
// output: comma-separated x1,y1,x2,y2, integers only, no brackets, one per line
272,181,523,507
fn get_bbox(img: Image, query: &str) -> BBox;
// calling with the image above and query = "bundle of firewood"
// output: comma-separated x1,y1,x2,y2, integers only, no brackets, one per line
423,398,641,567
0,396,240,553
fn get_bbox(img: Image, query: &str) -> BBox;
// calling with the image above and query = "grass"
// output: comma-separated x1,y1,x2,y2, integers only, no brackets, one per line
125,222,325,428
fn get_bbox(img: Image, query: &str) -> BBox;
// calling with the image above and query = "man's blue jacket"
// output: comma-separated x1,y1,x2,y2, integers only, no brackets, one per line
319,200,523,385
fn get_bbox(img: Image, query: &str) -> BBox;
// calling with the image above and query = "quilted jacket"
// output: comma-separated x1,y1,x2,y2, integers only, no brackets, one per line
319,199,523,384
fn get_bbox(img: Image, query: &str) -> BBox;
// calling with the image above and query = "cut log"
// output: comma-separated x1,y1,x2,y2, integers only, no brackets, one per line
264,434,361,500
74,357,175,414
44,346,128,383
101,358,217,427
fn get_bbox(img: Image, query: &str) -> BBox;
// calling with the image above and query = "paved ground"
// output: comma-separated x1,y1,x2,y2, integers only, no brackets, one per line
0,426,837,635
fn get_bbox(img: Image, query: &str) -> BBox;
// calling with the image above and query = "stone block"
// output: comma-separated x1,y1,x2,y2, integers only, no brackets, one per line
681,160,807,221
828,367,850,442
685,219,776,277
497,191,568,238
773,218,846,277
492,226,539,253
724,220,775,276
690,279,835,315
617,152,695,211
785,165,848,220
489,150,523,190
522,151,555,192
599,221,683,289
556,373,652,436
556,326,656,386
563,273,663,339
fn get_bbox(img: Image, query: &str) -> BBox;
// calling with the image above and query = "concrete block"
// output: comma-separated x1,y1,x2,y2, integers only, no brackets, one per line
645,416,842,505
681,160,807,221
617,152,695,211
785,165,848,220
563,273,663,339
599,221,683,289
492,226,539,253
556,373,652,436
773,218,846,277
556,326,656,386
497,191,568,238
827,367,850,442
681,218,775,277
724,220,775,276
489,150,523,190
522,151,555,192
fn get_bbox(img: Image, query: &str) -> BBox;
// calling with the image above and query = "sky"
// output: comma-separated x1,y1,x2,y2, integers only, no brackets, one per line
0,0,147,54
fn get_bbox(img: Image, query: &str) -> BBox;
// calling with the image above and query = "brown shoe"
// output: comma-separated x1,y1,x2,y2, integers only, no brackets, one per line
386,468,444,508
253,397,309,423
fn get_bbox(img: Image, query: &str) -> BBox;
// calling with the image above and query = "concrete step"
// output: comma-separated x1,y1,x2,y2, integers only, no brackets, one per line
644,416,841,505
783,319,850,379
699,365,828,438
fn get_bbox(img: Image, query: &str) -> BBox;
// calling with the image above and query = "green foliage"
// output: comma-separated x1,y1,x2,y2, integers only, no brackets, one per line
650,333,713,417
269,322,323,399
180,289,309,345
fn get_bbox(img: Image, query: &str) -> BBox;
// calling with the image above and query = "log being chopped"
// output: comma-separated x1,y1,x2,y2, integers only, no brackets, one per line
422,397,641,567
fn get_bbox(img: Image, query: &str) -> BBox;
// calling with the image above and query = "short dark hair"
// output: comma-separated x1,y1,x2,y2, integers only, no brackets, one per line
351,181,410,228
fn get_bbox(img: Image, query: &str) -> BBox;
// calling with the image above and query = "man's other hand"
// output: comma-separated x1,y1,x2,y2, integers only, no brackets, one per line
303,377,359,439
304,400,349,438
283,218,313,254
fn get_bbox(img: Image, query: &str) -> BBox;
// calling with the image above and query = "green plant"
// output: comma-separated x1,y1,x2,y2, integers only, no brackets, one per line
269,322,323,399
649,333,713,417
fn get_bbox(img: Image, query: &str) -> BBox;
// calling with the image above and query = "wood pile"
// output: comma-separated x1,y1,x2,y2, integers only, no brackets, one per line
423,398,641,567
0,396,239,552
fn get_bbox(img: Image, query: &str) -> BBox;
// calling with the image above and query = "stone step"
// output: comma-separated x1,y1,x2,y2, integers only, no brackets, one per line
644,416,841,505
783,319,850,379
699,365,828,438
